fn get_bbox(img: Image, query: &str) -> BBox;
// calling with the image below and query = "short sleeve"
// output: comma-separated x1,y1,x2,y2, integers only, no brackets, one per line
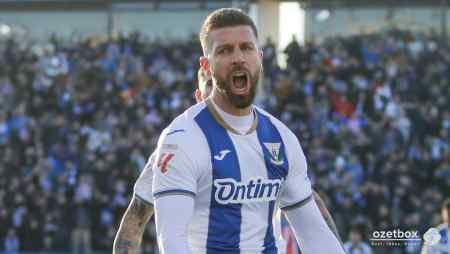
278,132,313,209
133,152,156,205
152,128,198,200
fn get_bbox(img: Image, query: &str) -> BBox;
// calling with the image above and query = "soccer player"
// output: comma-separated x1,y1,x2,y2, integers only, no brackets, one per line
422,198,450,254
112,69,212,253
113,68,342,253
152,8,345,254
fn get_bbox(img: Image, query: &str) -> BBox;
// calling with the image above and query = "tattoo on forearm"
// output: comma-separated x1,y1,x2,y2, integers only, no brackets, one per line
313,191,344,247
115,240,139,253
113,196,154,254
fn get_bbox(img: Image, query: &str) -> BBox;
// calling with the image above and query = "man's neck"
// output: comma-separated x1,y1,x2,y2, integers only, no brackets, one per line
211,92,252,117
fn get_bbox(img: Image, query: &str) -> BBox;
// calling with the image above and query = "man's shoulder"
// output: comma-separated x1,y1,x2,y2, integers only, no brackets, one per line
159,102,208,148
343,241,372,251
163,102,206,134
154,102,210,177
436,223,449,232
169,102,206,127
361,241,373,250
343,241,351,249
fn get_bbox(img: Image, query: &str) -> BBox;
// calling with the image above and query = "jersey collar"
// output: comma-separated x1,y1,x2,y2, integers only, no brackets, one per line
205,98,258,135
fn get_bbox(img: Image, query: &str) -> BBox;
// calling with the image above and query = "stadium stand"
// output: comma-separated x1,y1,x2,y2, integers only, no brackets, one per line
0,28,449,253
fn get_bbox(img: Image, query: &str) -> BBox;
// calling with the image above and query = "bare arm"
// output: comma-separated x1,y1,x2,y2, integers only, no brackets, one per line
113,196,154,254
313,190,344,247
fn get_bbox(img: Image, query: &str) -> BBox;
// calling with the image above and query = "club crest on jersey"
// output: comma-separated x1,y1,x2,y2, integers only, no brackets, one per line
264,142,284,165
214,177,283,204
157,153,174,174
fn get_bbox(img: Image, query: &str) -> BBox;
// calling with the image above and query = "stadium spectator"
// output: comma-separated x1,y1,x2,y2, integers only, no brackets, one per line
4,229,19,254
343,225,373,254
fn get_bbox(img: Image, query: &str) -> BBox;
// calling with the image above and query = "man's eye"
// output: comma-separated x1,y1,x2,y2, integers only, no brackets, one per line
218,48,231,54
242,45,253,51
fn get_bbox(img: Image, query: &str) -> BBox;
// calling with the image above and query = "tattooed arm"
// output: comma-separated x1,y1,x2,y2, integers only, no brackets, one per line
113,196,154,254
313,190,344,246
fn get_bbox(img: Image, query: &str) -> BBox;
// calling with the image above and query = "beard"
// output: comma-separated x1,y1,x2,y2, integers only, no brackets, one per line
214,65,262,109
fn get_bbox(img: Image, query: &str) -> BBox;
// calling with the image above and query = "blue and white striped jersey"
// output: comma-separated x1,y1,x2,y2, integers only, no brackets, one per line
152,99,312,254
423,224,450,254
437,224,450,254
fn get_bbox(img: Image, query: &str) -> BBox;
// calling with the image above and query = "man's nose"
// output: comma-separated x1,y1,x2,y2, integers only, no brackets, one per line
231,49,245,65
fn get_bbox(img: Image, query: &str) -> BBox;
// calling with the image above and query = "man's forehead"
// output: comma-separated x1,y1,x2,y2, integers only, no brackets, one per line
208,25,258,49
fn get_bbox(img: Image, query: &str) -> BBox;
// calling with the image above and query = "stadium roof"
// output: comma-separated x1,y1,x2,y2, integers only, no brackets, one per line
0,0,250,10
0,0,447,10
295,0,449,8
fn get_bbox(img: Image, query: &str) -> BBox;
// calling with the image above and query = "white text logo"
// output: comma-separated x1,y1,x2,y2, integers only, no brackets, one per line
214,150,231,161
214,177,282,204
369,229,422,247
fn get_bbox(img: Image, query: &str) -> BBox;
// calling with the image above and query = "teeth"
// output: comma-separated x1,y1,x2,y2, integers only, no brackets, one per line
232,71,246,77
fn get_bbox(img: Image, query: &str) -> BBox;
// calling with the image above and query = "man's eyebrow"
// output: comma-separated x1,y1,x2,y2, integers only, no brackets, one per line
241,41,255,47
215,44,232,51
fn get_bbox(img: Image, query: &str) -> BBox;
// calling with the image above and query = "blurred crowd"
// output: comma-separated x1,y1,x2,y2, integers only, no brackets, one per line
0,32,199,253
0,29,449,254
262,30,450,253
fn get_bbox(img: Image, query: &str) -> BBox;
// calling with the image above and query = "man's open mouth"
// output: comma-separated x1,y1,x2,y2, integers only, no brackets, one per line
231,71,250,95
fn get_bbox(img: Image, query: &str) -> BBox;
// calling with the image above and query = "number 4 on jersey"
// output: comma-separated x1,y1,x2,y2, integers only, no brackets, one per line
157,153,174,174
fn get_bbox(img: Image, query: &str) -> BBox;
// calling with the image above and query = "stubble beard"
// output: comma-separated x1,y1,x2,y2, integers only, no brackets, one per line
214,65,262,109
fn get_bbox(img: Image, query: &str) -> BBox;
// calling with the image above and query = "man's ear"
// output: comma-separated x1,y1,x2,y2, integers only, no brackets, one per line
194,89,203,103
258,49,263,60
200,56,211,76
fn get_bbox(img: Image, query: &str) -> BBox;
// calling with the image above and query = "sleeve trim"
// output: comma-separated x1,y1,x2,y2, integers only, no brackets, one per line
134,193,154,206
280,194,313,211
153,189,196,199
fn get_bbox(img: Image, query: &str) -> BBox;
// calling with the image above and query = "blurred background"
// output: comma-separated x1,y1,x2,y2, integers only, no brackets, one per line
0,0,449,253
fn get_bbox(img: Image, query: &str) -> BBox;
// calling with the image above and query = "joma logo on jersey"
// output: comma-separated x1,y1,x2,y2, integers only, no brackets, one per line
214,177,283,204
